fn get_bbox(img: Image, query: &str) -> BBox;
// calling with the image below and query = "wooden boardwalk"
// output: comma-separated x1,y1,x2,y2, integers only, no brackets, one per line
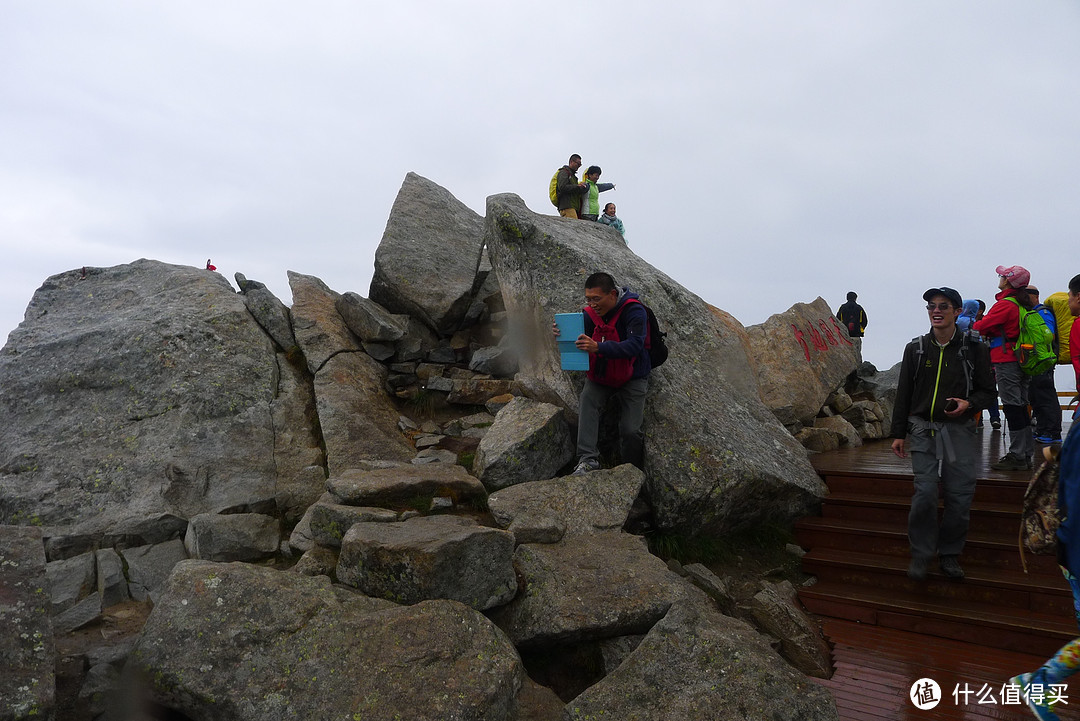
801,426,1078,720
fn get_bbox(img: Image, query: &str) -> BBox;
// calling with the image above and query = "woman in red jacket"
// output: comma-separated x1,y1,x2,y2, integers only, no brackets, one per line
973,265,1035,470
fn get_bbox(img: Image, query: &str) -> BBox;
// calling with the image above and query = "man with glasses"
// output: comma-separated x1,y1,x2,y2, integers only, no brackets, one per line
890,287,994,581
553,272,651,475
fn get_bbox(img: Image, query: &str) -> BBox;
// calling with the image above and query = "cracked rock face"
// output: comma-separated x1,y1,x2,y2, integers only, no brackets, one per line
0,260,316,539
130,560,524,721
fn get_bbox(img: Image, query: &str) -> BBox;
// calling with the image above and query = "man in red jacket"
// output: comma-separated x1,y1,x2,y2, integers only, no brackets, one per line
973,264,1035,470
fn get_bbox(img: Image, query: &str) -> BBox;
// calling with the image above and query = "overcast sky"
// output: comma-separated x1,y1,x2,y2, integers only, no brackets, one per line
3,1,1078,383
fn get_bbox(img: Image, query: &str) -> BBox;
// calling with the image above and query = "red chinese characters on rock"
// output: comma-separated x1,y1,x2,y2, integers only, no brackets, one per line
792,317,854,362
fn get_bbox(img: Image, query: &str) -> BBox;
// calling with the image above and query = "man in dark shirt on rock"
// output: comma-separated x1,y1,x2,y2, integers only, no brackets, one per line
836,291,868,338
890,287,995,582
555,154,587,219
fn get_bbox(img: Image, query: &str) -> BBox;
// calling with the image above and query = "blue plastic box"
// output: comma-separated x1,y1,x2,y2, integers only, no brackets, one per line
554,313,589,371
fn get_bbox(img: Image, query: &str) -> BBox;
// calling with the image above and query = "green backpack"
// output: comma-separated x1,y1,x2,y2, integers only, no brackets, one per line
1007,297,1056,376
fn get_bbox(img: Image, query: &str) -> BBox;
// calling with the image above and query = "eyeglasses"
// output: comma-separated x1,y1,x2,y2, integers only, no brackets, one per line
926,303,953,311
585,295,606,306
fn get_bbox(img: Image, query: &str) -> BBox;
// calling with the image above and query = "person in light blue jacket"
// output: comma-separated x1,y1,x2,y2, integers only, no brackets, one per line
598,203,626,242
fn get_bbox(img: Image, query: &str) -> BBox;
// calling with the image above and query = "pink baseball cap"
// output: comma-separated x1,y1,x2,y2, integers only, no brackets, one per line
995,265,1030,288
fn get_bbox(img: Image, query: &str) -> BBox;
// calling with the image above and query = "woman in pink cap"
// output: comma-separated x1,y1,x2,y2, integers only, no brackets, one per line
973,264,1035,470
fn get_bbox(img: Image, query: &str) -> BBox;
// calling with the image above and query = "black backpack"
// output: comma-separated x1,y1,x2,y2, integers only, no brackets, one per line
644,305,668,368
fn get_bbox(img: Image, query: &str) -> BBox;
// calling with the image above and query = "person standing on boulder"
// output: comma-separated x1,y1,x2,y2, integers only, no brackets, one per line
579,166,615,221
890,287,994,582
552,272,651,475
836,292,867,338
555,154,587,219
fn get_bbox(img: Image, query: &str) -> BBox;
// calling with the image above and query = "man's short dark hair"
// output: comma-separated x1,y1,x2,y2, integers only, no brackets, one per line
846,291,857,301
585,165,601,176
585,272,617,294
569,154,582,163
1070,274,1080,294
976,299,986,313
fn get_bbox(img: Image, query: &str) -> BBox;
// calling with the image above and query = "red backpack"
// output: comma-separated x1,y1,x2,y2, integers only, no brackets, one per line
584,299,649,387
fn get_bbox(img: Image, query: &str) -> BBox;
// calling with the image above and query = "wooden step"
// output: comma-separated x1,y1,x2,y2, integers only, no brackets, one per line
819,492,1020,535
794,516,1062,575
801,548,1072,616
821,473,1029,505
798,580,1077,657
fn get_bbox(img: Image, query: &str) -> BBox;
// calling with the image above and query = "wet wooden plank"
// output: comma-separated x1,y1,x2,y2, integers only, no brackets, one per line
816,614,1080,719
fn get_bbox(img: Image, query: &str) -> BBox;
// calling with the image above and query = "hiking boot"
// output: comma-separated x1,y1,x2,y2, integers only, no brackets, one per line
991,420,1002,429
907,556,929,581
1009,671,1061,721
571,458,600,476
939,555,965,580
992,452,1033,471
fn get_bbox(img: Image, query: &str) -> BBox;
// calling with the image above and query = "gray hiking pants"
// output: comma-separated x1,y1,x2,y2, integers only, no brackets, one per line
577,377,648,468
996,361,1034,460
906,416,978,560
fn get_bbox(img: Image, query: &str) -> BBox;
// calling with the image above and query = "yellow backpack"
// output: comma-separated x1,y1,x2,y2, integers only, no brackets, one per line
548,168,562,206
1046,292,1074,364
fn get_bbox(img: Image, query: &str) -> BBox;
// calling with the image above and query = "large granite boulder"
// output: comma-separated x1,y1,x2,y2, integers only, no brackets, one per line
120,539,188,604
745,580,833,679
46,550,96,615
565,599,838,721
487,464,644,542
130,560,524,720
307,501,398,548
326,463,487,508
474,397,574,491
847,360,901,433
370,173,487,336
0,526,55,721
234,272,297,351
483,194,826,535
335,292,408,343
0,260,305,539
314,351,414,476
744,298,861,426
337,515,516,610
268,352,327,519
488,531,683,648
183,512,281,562
288,270,361,373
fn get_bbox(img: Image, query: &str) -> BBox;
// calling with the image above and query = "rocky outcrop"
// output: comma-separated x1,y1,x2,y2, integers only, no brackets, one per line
313,351,414,474
483,194,827,535
488,531,683,648
488,464,644,541
0,178,846,721
335,291,408,342
326,463,487,508
337,515,516,610
129,560,524,721
474,397,574,490
288,270,359,373
745,298,861,426
0,260,297,540
183,512,281,562
564,599,838,720
234,272,297,351
745,580,833,679
370,173,487,336
0,526,55,721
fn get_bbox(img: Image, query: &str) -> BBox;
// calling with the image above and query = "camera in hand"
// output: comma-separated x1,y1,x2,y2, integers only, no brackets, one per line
944,399,959,413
